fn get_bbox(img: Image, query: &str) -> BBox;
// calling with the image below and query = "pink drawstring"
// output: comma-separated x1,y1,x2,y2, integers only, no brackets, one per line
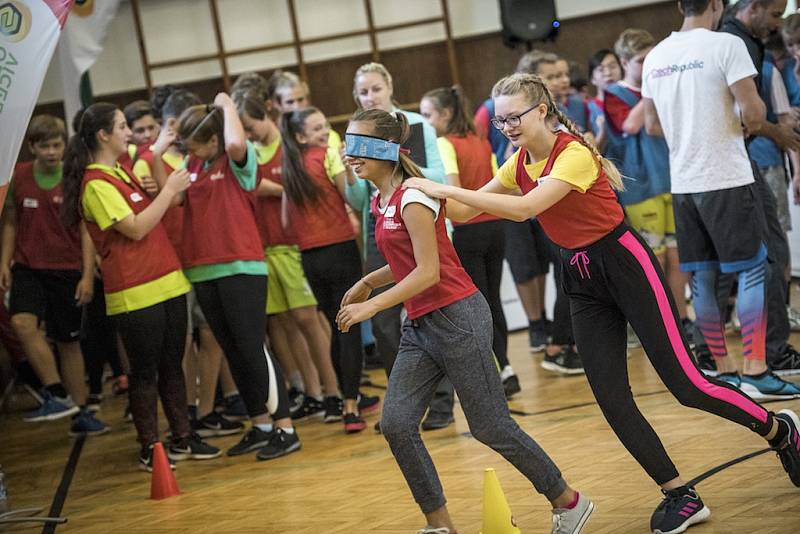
569,251,591,279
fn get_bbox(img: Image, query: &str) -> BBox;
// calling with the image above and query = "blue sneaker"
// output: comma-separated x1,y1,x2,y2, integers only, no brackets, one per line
740,372,800,401
24,391,79,422
716,372,741,388
69,408,110,437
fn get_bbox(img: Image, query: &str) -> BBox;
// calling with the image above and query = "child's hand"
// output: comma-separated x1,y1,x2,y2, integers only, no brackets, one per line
214,93,234,109
140,175,159,196
152,120,177,155
164,168,192,195
341,280,372,308
336,302,377,333
404,178,450,199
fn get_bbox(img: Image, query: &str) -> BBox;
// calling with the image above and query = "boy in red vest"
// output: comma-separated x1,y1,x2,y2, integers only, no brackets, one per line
0,115,108,435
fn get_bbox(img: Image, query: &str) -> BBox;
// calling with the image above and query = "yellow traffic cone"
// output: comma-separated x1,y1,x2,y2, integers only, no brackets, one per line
480,468,522,534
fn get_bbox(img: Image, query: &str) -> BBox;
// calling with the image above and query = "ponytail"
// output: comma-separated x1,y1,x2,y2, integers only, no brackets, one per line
62,102,119,227
422,85,476,137
280,108,322,207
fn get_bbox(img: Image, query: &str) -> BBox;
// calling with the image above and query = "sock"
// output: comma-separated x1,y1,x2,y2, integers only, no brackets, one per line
280,426,295,434
288,370,304,391
224,390,240,399
46,383,68,399
768,417,790,448
255,423,273,433
500,365,515,381
565,491,580,510
529,319,544,330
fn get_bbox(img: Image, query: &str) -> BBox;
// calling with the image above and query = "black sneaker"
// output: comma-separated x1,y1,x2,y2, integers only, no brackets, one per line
681,318,695,349
343,412,366,433
771,345,800,377
220,394,248,421
529,321,548,353
358,393,381,415
139,442,176,473
226,426,274,456
323,396,342,423
694,346,718,377
502,374,521,398
287,387,304,413
291,396,325,421
86,394,102,413
541,346,584,375
773,409,800,487
650,487,710,534
421,411,454,431
256,427,301,461
168,433,222,461
193,411,244,437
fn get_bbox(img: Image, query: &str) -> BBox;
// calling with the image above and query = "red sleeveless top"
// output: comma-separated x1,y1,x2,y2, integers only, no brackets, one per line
81,166,182,293
374,188,476,319
515,132,623,249
12,162,81,270
256,146,292,247
181,154,264,268
445,134,498,226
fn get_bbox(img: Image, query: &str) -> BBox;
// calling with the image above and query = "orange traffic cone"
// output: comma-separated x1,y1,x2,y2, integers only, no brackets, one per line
150,442,180,500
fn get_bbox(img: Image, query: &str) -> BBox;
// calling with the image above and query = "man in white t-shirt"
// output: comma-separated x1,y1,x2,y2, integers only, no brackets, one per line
644,0,800,392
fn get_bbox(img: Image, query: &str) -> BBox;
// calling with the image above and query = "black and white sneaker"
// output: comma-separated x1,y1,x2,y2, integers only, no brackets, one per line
256,428,301,461
291,396,325,421
288,387,305,414
168,433,222,461
694,346,718,377
139,443,176,473
226,426,274,456
541,346,584,375
650,487,710,534
773,409,800,487
323,396,342,423
771,345,800,377
86,394,102,413
193,411,244,437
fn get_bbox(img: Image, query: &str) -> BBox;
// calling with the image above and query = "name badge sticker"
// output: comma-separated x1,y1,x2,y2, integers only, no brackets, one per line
130,192,144,202
22,198,39,208
385,205,396,217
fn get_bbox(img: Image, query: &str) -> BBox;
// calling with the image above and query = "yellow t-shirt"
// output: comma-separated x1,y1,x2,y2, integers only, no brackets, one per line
437,137,499,177
496,141,599,193
327,129,342,152
131,149,186,181
81,163,190,315
255,135,281,165
324,145,345,182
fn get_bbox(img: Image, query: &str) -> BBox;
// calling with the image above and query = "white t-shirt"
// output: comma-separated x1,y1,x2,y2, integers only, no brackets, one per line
376,188,441,220
642,28,756,194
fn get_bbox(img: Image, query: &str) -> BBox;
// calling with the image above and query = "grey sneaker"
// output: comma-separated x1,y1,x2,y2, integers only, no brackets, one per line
551,493,594,534
416,528,453,534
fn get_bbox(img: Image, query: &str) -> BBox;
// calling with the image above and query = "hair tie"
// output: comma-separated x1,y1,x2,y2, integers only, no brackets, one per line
399,147,411,156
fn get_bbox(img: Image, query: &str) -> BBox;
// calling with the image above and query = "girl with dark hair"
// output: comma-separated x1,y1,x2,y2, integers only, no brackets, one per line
281,106,366,433
61,102,220,470
586,49,623,151
419,86,510,408
406,72,800,534
171,93,300,461
338,108,593,534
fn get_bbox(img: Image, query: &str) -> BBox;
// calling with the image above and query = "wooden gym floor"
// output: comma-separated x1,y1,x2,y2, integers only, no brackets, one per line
2,329,800,533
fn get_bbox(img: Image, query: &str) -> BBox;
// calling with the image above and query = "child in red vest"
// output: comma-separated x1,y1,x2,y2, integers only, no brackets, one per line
173,93,300,460
405,72,800,534
61,103,220,470
281,106,368,433
338,108,592,534
0,114,108,435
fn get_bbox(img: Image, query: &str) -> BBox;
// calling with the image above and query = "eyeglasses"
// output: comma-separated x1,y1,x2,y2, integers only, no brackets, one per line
491,105,537,130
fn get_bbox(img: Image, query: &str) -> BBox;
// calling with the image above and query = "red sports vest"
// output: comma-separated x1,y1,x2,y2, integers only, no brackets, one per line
81,166,182,293
514,132,623,249
374,188,477,319
445,134,498,226
181,154,264,267
135,150,186,260
286,146,355,251
12,162,82,270
256,146,292,247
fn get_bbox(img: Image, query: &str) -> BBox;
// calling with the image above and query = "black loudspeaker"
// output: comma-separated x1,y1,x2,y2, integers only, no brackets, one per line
499,0,559,47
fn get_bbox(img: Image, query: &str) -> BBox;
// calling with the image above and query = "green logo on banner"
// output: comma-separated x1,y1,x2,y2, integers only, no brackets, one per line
0,1,31,43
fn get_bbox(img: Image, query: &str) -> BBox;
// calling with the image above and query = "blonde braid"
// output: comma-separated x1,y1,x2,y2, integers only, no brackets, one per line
545,90,624,191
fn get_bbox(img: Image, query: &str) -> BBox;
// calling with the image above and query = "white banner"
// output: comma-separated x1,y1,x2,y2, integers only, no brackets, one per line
0,0,72,192
58,0,120,135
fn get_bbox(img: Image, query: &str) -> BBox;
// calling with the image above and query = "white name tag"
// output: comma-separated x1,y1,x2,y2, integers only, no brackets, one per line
130,192,144,203
385,205,396,217
210,171,224,181
190,173,198,182
22,198,38,208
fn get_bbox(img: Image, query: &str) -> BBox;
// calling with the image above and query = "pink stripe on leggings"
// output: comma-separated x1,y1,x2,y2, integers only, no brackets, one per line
617,231,768,424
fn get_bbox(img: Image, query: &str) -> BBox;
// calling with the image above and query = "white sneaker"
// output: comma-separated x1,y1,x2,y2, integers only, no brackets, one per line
787,306,800,332
551,493,595,534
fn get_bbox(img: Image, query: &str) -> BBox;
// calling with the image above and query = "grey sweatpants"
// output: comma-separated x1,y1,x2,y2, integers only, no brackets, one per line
380,291,567,513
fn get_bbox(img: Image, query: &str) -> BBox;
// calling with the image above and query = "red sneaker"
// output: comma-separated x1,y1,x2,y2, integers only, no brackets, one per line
343,412,366,434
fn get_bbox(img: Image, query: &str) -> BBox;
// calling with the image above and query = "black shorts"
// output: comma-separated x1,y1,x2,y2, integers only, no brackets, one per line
504,219,550,284
9,264,83,342
673,183,766,274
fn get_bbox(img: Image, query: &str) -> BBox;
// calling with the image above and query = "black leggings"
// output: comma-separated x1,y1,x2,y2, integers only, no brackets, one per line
453,220,508,366
301,240,363,400
560,224,774,485
115,295,189,446
194,274,290,421
82,277,123,395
